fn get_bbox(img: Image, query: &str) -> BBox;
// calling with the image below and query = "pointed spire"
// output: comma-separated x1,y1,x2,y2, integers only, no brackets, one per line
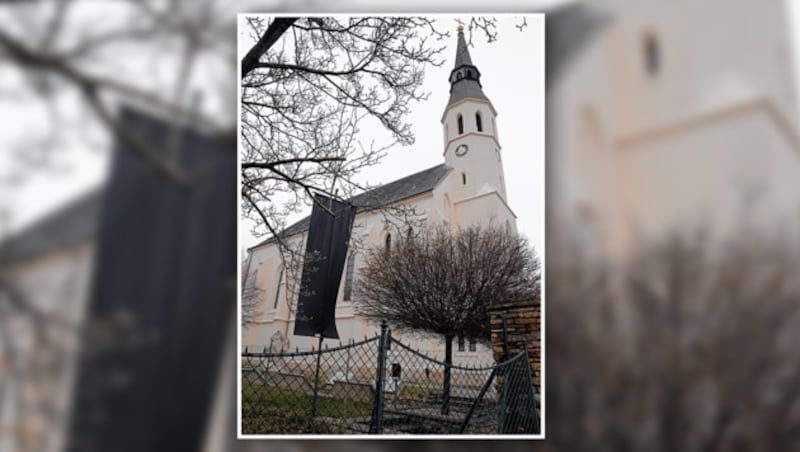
453,29,473,67
447,28,488,107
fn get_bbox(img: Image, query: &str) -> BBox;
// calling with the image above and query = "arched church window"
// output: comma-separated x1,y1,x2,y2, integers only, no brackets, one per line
475,112,483,132
466,69,473,78
343,253,355,301
457,114,464,135
385,233,392,251
643,32,660,75
461,172,467,185
273,265,284,309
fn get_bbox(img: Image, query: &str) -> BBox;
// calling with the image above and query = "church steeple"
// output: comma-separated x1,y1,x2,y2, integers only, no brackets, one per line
447,28,489,107
441,26,506,202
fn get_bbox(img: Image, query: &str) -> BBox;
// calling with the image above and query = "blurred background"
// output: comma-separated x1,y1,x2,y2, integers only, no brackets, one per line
2,0,800,451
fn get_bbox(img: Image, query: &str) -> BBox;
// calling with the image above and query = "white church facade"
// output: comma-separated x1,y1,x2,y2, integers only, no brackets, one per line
548,1,800,256
241,28,518,362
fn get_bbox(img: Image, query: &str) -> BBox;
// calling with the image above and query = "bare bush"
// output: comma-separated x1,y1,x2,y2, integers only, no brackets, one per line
544,231,800,452
355,223,539,414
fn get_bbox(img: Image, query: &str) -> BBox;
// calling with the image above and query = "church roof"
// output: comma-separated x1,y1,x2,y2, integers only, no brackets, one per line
446,30,489,107
0,188,103,268
545,3,610,85
252,163,452,249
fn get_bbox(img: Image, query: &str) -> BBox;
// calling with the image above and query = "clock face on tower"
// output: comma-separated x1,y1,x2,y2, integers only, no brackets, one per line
455,144,469,157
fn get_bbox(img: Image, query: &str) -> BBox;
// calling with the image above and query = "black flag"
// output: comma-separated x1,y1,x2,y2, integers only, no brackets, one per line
67,107,235,452
293,194,355,338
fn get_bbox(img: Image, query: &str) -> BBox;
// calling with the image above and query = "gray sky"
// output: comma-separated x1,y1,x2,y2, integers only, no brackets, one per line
238,15,545,254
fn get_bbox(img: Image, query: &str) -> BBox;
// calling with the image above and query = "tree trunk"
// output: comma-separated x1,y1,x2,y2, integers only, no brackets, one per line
442,334,453,415
241,18,297,78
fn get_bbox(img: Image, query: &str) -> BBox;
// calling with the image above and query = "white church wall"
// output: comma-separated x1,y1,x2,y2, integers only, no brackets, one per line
243,193,443,352
618,105,800,246
0,244,94,452
242,185,503,367
604,0,799,138
453,190,517,234
550,0,800,256
547,16,619,251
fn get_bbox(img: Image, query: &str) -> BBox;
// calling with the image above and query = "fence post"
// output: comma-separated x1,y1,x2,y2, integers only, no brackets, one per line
524,349,541,434
501,312,510,362
369,320,388,434
346,339,351,382
498,353,512,433
309,334,324,429
458,366,498,433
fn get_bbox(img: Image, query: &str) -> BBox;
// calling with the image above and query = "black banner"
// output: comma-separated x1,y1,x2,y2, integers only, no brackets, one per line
293,194,355,338
67,107,235,452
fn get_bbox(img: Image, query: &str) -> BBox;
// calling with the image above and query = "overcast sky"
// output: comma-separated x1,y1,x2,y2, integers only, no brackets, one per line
238,15,545,255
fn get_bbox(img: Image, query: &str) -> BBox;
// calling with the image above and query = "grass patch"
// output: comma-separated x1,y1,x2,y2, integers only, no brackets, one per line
400,384,438,400
242,378,372,434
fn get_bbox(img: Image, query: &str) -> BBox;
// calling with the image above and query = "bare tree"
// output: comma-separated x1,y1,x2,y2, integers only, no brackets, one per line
355,223,539,414
544,230,800,452
241,265,263,329
239,16,447,243
239,16,527,245
0,1,236,187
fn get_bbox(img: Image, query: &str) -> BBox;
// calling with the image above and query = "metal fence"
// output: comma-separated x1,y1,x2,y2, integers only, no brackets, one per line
241,321,539,435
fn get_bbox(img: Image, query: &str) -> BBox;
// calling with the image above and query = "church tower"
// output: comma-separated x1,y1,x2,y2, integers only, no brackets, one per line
441,26,509,204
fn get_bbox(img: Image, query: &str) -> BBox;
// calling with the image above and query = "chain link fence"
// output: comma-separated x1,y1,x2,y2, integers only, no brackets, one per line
242,335,380,434
241,322,539,435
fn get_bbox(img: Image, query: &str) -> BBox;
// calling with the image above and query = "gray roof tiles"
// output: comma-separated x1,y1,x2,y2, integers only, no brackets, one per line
252,163,452,249
447,31,489,106
0,188,103,268
545,3,610,85
453,30,474,67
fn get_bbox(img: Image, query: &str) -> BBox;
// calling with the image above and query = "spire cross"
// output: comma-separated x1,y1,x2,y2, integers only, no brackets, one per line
456,19,464,33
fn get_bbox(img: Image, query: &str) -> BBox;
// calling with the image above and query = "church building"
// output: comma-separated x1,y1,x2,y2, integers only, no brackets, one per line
242,27,518,361
548,1,800,256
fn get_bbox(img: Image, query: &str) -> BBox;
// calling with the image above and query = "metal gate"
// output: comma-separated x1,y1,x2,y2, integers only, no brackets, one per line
241,321,539,435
